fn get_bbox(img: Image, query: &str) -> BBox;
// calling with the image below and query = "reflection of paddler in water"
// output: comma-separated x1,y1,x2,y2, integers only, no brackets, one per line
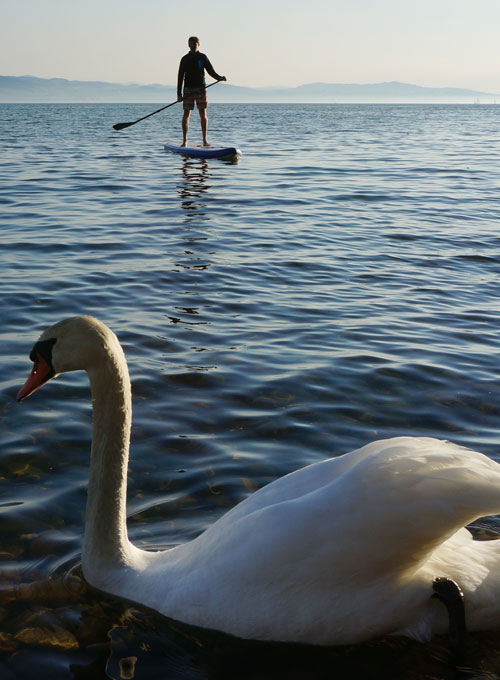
177,36,226,148
178,157,210,215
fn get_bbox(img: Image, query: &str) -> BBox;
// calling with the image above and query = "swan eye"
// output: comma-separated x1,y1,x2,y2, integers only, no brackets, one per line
18,338,57,402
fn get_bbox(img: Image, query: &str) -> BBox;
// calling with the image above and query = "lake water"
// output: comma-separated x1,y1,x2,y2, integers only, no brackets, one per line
1,102,500,679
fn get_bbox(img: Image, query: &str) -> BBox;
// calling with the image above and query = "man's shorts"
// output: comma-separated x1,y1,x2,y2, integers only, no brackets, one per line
183,87,208,111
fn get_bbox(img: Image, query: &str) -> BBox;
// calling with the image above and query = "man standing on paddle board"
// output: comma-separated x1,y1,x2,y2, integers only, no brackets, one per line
177,36,226,147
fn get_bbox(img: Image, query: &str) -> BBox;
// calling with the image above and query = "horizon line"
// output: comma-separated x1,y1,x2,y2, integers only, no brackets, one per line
2,73,499,96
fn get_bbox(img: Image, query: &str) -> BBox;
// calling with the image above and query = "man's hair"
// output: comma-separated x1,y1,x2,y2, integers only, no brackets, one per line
188,36,200,44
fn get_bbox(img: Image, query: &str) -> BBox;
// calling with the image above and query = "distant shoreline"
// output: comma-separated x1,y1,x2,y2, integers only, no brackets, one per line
1,75,498,104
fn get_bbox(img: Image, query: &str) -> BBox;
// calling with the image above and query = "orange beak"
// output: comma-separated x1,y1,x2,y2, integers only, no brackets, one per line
17,351,55,402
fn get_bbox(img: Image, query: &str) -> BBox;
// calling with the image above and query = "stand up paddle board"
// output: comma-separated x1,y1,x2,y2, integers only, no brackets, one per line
164,143,241,160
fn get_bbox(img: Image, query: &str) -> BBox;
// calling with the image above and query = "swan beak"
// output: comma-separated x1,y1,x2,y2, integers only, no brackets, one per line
17,343,56,402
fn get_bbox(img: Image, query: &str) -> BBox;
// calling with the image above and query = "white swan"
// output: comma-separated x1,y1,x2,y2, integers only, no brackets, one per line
17,316,500,646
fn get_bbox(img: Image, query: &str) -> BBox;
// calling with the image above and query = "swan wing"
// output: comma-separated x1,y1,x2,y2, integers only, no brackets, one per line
187,437,500,583
123,437,500,644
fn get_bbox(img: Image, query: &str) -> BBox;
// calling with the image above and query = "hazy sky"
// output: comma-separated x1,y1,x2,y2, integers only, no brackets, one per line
2,0,499,92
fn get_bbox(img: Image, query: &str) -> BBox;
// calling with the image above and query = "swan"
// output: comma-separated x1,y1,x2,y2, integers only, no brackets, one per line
17,315,500,646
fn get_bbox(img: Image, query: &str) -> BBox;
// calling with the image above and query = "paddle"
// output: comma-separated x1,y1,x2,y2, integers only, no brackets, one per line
112,80,221,131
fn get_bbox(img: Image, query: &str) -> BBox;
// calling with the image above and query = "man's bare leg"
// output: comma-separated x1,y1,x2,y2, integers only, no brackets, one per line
182,110,191,146
199,109,210,146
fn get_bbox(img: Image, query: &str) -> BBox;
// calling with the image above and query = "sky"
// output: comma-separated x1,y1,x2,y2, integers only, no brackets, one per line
1,0,500,92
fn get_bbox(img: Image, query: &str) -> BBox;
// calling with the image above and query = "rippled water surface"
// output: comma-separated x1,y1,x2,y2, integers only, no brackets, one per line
1,102,500,678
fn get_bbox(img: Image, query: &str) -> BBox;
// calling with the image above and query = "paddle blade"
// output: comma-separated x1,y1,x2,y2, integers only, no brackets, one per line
113,121,134,131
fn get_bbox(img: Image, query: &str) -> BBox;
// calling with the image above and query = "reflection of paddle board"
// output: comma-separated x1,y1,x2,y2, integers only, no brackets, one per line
164,143,241,160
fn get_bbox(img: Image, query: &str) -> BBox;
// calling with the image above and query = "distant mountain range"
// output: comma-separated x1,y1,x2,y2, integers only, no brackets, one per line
1,75,498,103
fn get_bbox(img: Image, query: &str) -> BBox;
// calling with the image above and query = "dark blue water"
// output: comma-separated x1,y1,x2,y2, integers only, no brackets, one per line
1,102,500,679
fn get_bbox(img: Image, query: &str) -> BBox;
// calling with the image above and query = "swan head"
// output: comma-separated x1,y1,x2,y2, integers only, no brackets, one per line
17,316,117,402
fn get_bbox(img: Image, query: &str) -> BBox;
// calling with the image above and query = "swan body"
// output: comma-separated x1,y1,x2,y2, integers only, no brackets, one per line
17,316,500,646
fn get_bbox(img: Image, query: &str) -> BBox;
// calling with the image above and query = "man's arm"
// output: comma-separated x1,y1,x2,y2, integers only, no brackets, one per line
203,55,226,82
177,57,185,100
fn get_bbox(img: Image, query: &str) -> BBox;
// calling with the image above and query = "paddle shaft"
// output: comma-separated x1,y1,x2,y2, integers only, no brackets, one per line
113,80,221,131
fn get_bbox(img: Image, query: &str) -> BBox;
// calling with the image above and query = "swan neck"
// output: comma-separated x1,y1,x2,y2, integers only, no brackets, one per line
83,347,133,570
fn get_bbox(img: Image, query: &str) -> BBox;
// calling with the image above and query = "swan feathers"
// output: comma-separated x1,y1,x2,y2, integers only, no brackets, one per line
17,316,500,646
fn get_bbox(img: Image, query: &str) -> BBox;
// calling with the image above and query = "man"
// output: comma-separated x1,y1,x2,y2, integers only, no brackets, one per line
177,36,226,147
